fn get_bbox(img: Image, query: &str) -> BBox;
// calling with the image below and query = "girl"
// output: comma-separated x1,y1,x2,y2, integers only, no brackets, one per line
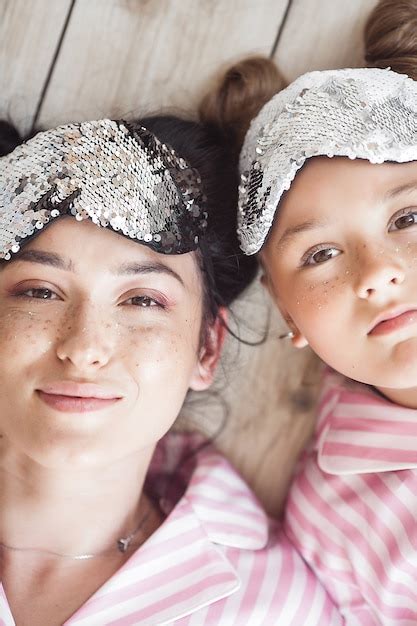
0,114,341,625
204,0,417,623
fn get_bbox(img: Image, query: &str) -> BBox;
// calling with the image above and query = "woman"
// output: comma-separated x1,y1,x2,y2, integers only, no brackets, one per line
0,116,341,625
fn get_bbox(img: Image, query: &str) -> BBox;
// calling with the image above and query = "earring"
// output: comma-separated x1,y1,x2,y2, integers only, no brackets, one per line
279,331,295,340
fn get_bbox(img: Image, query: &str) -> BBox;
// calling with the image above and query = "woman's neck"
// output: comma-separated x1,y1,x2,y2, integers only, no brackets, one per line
0,441,156,558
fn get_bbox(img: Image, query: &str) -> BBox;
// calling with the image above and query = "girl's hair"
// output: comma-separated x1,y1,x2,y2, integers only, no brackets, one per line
0,115,258,328
199,56,285,160
196,0,417,162
364,0,417,79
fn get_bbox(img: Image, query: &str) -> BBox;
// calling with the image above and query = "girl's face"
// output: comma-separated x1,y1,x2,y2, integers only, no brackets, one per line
261,157,417,393
0,218,223,468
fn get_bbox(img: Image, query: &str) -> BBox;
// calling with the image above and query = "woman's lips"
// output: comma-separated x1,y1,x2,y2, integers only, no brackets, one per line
37,391,120,413
36,382,122,413
369,309,417,336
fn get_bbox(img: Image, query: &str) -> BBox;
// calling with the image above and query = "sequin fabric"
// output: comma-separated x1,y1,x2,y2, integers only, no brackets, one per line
238,67,417,254
0,119,207,259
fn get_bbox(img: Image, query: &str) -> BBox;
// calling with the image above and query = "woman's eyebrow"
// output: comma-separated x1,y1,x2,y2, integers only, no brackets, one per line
113,261,185,286
276,219,328,248
14,249,74,271
11,250,185,287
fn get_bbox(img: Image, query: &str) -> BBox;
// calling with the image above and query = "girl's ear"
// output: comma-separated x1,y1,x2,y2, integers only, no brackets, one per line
260,270,309,349
291,329,309,349
189,308,228,391
260,270,270,294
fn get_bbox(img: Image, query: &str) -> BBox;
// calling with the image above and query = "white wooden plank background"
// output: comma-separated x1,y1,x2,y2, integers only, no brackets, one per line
275,0,378,80
37,0,289,128
0,0,72,134
0,0,381,514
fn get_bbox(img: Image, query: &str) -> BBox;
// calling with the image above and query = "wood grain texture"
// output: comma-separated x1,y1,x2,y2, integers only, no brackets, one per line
37,0,289,128
180,278,323,517
0,0,72,134
274,0,379,81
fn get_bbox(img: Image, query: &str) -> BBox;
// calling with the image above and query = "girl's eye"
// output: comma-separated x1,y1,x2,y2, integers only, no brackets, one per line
389,209,417,231
19,288,58,300
301,246,341,266
124,295,162,308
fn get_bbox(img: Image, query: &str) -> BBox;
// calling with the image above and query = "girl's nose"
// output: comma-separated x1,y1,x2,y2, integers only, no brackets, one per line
55,306,113,372
354,250,405,300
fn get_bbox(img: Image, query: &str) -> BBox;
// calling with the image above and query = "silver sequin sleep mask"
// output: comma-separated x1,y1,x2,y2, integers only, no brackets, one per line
238,67,417,255
0,118,207,260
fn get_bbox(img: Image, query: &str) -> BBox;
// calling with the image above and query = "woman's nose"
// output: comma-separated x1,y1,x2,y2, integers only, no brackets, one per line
354,248,405,300
55,305,113,371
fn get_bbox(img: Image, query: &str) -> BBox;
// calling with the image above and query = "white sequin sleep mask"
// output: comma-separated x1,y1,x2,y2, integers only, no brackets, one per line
238,67,417,255
0,118,208,260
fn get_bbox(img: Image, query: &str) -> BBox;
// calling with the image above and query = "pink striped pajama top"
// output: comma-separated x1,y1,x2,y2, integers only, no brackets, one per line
0,432,342,625
284,371,417,625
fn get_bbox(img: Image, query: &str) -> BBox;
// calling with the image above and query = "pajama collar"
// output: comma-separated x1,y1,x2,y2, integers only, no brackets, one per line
317,373,417,476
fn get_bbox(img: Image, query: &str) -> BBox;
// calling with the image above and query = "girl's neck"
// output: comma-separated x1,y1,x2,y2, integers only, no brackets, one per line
374,385,417,410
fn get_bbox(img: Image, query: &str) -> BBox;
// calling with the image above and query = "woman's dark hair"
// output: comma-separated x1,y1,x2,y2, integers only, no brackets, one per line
0,114,258,332
137,115,258,326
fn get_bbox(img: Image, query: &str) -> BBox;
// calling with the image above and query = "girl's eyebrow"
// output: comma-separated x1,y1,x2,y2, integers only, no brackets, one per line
276,219,329,248
385,180,417,200
13,250,185,287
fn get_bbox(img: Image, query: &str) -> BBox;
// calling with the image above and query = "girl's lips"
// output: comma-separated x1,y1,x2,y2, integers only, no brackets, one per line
369,309,417,336
37,391,120,413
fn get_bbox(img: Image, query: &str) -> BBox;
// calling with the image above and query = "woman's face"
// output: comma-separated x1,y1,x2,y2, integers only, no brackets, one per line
0,218,222,468
261,157,417,391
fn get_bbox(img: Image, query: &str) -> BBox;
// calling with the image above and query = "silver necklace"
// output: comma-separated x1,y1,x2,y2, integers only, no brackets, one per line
0,509,152,560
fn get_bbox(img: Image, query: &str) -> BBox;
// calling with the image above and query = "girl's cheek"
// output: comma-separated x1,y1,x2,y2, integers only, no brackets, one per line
291,274,346,314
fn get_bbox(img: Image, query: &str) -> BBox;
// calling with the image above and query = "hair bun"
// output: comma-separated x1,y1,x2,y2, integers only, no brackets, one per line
0,120,22,157
364,0,417,80
199,56,285,157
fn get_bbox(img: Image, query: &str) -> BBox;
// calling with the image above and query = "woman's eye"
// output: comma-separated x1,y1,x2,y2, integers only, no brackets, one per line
389,210,417,231
125,295,161,308
19,288,58,300
302,246,341,266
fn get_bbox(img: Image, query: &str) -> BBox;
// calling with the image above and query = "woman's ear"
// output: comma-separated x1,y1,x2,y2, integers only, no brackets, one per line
189,308,228,391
